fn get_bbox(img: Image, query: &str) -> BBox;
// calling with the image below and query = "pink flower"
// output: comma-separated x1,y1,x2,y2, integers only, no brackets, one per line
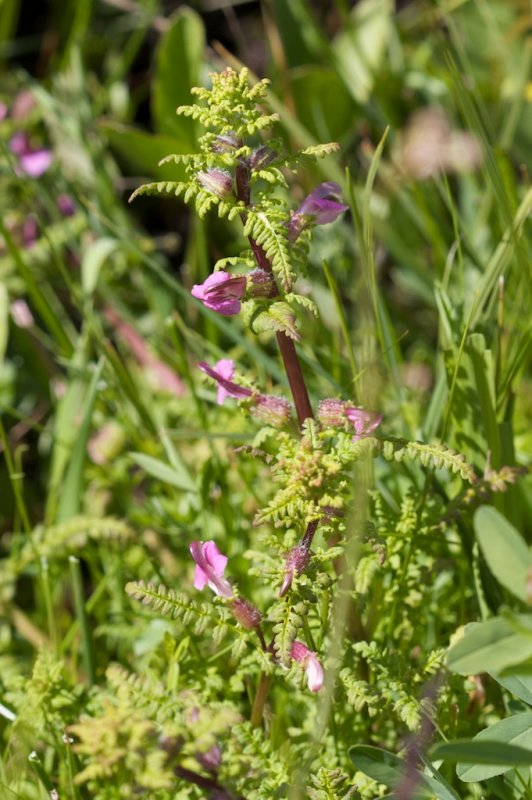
288,182,348,243
290,641,324,692
198,360,252,405
191,272,247,316
345,406,382,442
57,194,76,217
190,540,234,599
103,307,186,397
11,299,34,329
317,398,382,442
10,133,52,177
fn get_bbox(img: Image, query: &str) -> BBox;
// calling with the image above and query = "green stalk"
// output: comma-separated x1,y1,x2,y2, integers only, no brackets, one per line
69,556,96,686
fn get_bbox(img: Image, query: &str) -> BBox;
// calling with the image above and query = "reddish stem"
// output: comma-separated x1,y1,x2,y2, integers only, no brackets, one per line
235,162,314,428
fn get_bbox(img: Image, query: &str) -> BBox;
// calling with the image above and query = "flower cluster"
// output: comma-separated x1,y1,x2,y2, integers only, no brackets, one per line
190,541,323,692
190,182,348,318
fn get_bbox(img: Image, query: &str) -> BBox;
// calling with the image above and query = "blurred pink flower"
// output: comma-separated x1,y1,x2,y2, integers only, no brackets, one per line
191,271,247,316
190,540,233,599
10,132,52,177
87,421,125,465
290,641,324,692
11,299,34,329
104,307,186,397
57,194,76,217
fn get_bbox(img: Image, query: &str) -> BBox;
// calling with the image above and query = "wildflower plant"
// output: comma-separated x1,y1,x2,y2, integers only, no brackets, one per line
1,30,529,797
116,67,515,797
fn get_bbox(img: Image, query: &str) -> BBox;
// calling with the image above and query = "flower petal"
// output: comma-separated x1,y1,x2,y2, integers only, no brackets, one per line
198,361,253,405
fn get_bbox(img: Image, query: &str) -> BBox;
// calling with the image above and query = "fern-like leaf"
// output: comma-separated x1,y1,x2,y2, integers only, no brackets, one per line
125,581,216,636
380,438,476,483
129,181,186,203
244,211,293,290
270,599,305,665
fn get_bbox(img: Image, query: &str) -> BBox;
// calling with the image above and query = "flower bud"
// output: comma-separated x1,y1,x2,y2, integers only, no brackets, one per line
279,544,311,596
212,133,241,153
197,744,222,773
317,398,347,427
197,168,233,198
290,641,324,692
247,268,275,298
230,597,262,629
249,145,276,171
251,394,292,427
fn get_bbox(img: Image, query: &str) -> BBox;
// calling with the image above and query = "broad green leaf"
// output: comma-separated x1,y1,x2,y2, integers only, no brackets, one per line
129,452,196,493
475,506,532,603
437,713,532,782
152,8,204,143
348,746,457,800
490,672,532,705
289,67,356,141
431,740,532,767
81,238,119,297
349,745,405,786
100,123,188,181
447,616,532,675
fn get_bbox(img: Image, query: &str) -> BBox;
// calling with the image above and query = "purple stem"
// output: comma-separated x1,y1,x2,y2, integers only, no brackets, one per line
235,161,314,429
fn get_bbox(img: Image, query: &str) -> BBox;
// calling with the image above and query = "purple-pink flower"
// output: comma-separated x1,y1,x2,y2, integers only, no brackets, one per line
198,360,292,426
317,398,382,442
190,540,234,599
191,272,247,316
345,406,382,442
10,132,52,178
198,360,253,405
288,182,348,243
290,641,324,692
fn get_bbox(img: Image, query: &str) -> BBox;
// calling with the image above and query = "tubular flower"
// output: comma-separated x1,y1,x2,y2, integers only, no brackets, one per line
290,641,324,692
192,271,247,316
189,541,233,599
288,181,348,243
198,360,253,405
